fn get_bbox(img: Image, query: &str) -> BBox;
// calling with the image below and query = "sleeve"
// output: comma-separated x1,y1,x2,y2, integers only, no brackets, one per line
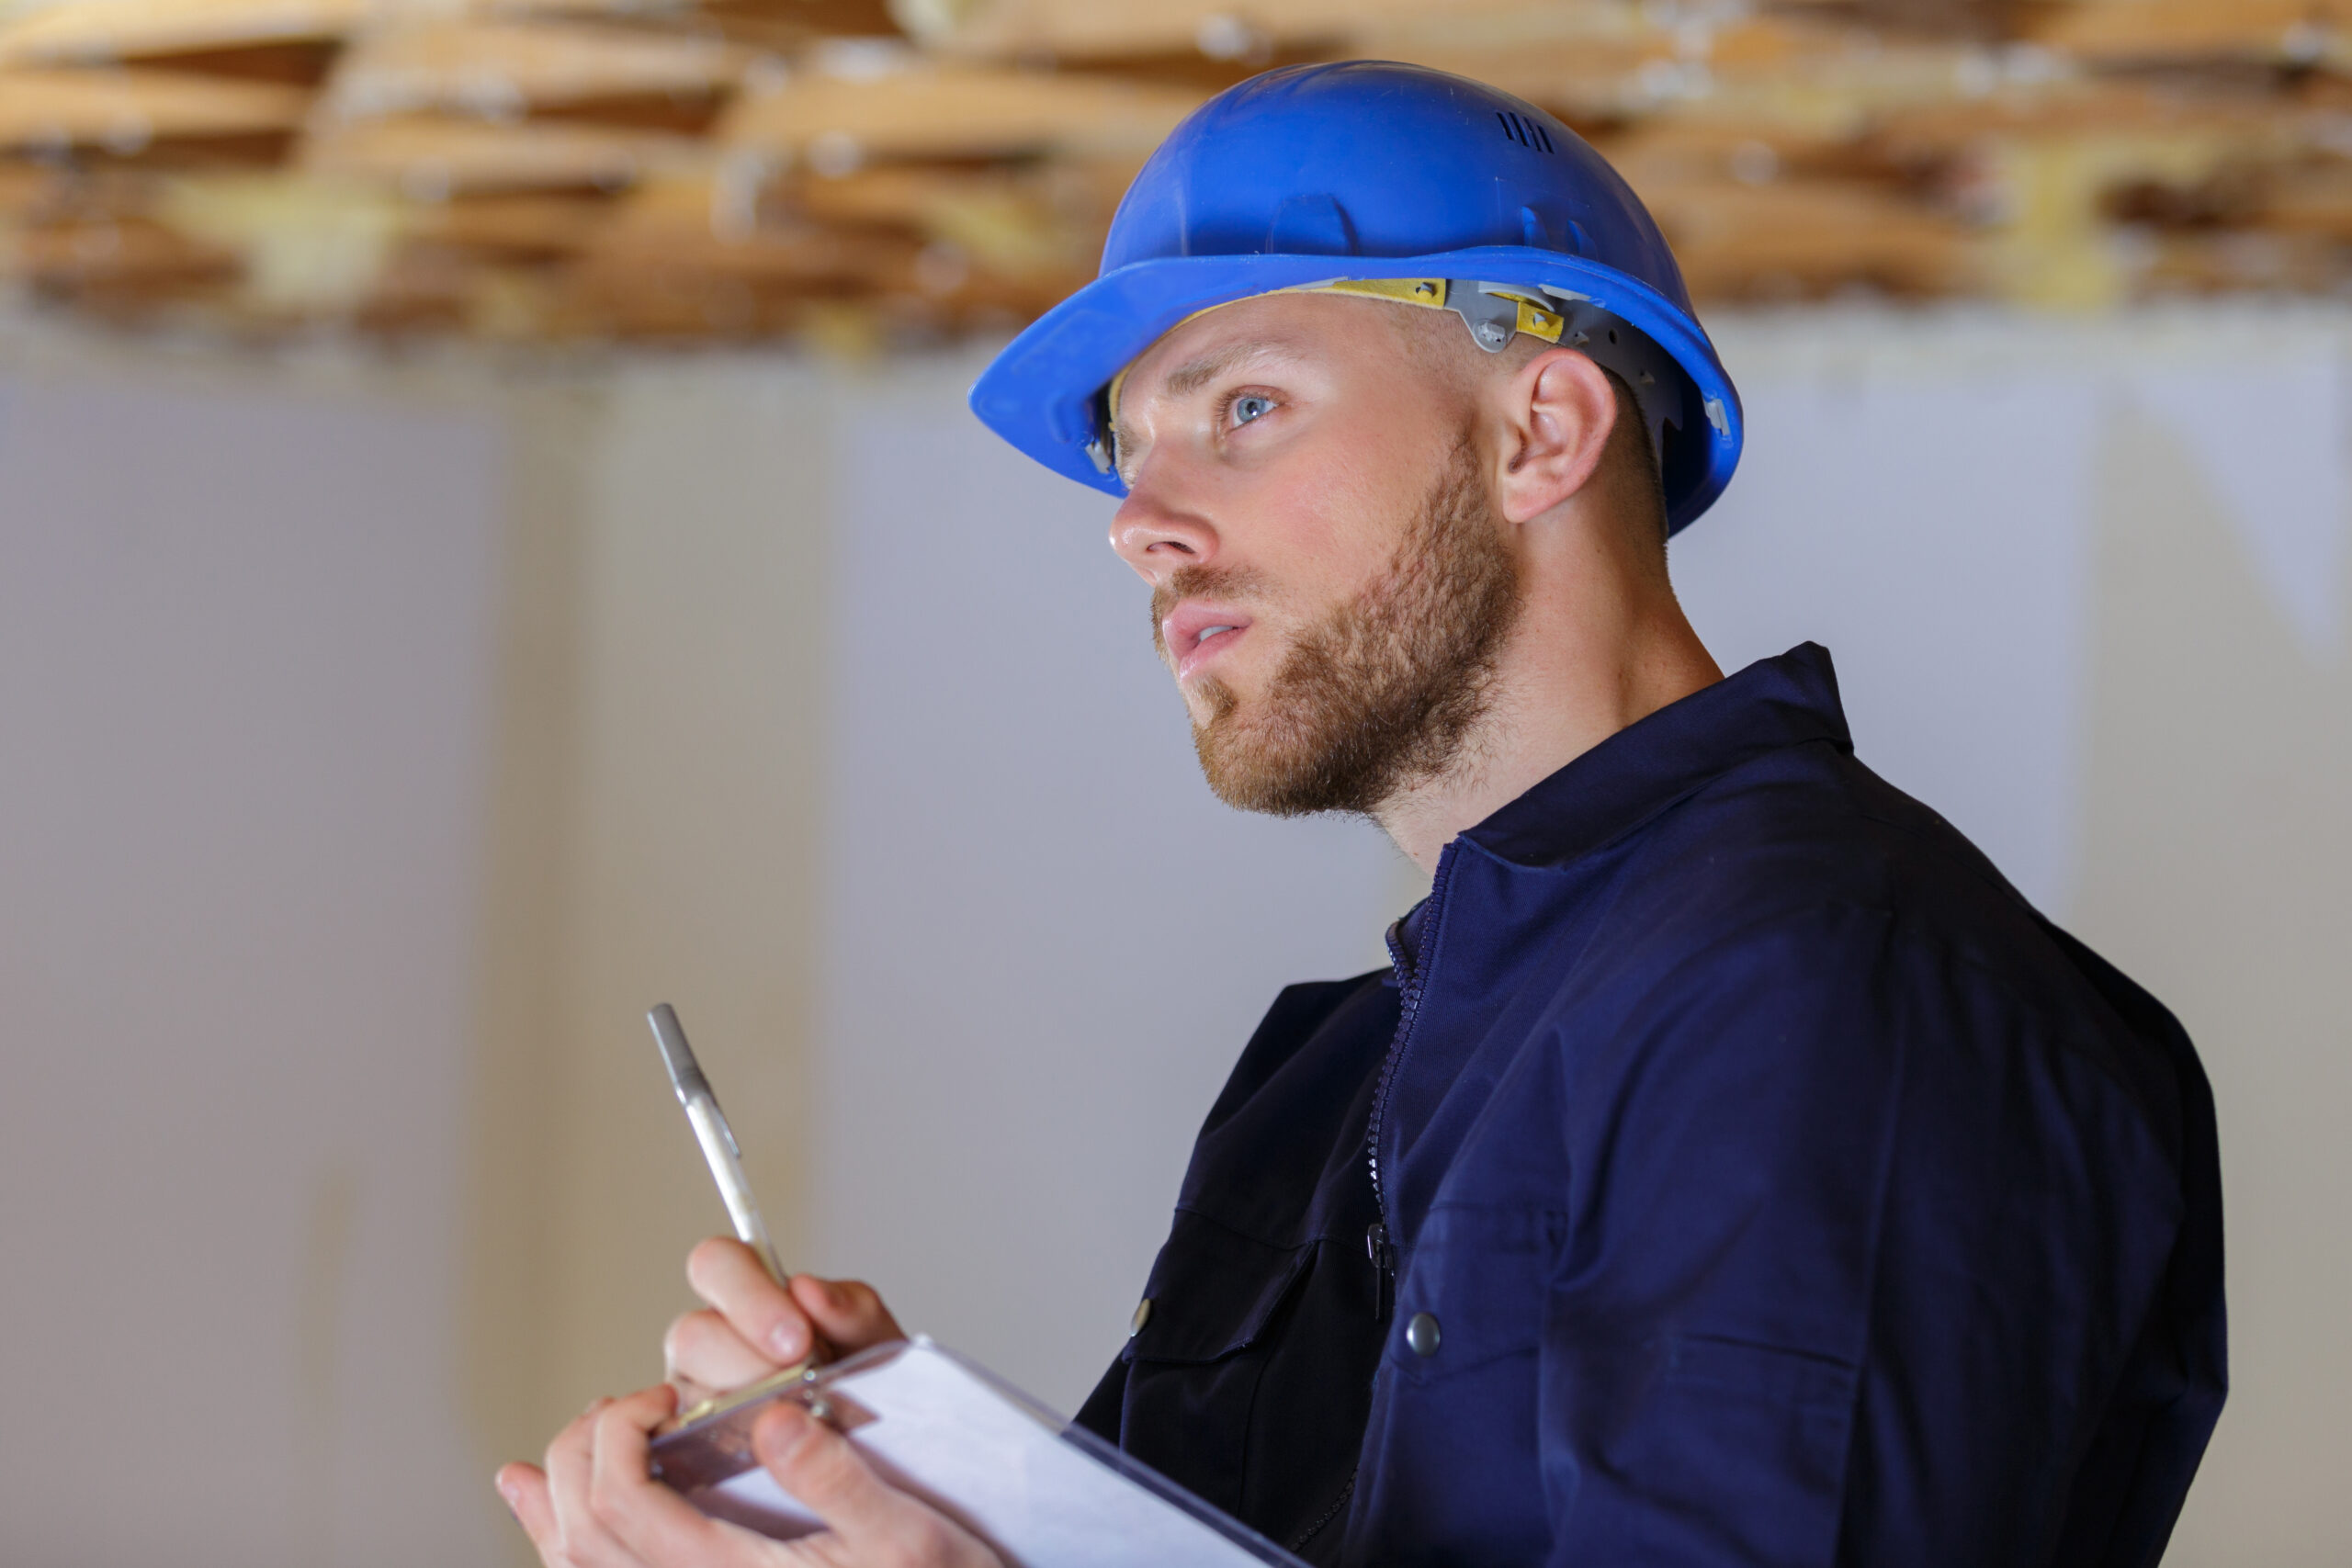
1531,901,2188,1568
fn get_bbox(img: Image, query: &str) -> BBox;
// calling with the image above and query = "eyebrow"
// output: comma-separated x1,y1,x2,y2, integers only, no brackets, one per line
1162,339,1276,400
1112,335,1298,473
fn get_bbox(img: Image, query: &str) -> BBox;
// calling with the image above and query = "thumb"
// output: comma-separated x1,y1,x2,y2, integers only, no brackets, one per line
752,1402,972,1562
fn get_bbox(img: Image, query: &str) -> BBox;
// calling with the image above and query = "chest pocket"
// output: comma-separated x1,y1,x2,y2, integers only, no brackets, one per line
1389,1204,1565,1384
1115,1209,1317,1521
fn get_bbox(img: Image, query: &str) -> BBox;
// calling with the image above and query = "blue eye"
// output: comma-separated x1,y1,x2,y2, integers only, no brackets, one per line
1230,394,1274,427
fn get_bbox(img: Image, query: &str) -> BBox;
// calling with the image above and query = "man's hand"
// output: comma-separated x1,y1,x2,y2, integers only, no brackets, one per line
495,1382,1003,1568
662,1239,905,1409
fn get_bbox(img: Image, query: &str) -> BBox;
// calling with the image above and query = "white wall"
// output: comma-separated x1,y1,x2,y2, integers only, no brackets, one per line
813,374,1402,1414
0,358,508,1566
1674,346,2097,911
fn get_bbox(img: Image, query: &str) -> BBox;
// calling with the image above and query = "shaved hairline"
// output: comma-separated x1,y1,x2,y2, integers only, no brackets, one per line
1384,302,1670,550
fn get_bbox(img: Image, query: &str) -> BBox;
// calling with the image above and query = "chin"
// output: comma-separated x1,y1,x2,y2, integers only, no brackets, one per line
1183,671,1243,728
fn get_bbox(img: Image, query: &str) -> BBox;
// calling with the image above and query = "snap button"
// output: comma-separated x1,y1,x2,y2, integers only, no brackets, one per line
1406,1311,1441,1358
1130,1298,1152,1337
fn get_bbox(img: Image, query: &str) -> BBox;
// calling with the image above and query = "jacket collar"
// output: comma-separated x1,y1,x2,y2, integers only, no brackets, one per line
1462,642,1852,871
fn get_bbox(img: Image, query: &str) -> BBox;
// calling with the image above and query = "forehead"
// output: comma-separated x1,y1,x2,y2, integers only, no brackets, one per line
1115,291,1403,415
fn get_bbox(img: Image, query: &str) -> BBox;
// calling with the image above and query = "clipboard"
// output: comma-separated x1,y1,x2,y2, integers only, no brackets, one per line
650,1337,1308,1567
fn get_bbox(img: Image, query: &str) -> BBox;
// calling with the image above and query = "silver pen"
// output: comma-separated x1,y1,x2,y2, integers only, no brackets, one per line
648,1002,787,1285
647,1003,829,1438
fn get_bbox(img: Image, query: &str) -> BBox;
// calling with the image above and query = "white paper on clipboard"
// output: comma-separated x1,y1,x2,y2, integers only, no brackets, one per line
656,1337,1308,1568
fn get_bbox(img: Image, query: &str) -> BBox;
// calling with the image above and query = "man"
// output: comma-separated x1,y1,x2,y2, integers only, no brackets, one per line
499,62,2224,1567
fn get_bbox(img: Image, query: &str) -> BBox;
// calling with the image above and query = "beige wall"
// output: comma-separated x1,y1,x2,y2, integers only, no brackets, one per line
464,361,838,1541
2078,400,2352,1566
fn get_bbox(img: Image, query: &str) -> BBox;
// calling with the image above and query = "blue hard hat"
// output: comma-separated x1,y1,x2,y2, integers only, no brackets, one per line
967,60,1743,535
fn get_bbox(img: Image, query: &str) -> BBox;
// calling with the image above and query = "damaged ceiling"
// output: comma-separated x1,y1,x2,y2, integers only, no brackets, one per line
0,0,2346,346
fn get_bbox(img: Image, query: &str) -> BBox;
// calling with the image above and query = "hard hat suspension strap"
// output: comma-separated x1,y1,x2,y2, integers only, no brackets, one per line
1310,278,1681,466
1090,277,1687,478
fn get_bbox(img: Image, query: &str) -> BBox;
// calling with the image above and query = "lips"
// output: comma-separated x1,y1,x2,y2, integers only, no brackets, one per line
1161,601,1255,681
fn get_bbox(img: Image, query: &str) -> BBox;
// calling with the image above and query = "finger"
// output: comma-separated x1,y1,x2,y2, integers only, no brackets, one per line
496,1462,562,1562
786,1275,904,1356
664,1306,783,1393
546,1400,622,1566
687,1237,815,1365
752,1402,988,1564
587,1386,746,1566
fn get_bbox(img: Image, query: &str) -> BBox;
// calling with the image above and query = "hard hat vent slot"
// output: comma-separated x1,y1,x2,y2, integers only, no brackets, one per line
1495,112,1555,154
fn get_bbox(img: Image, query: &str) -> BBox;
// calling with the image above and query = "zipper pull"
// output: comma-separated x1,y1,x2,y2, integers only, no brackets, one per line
1365,1220,1396,1322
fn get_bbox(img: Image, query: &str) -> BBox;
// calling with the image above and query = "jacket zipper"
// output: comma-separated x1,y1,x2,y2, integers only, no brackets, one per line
1364,844,1459,1321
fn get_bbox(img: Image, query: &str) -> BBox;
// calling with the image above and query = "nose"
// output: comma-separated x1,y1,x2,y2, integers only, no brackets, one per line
1108,481,1219,585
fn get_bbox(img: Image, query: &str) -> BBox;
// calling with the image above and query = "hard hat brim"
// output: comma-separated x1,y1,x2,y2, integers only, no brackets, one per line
967,246,1744,536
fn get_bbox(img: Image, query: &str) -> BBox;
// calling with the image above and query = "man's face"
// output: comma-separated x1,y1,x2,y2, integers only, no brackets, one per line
1108,292,1523,816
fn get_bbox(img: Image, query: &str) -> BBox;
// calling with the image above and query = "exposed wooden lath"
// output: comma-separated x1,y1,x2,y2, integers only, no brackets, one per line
0,0,2345,346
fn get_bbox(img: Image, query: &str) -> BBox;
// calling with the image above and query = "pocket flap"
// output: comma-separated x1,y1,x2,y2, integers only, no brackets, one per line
1130,1209,1316,1365
1391,1204,1565,1379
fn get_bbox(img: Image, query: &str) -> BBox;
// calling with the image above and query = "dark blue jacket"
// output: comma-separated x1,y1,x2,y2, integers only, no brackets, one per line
1077,645,2224,1566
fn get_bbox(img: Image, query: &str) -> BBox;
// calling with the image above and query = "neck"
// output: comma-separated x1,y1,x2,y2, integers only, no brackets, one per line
1373,558,1722,874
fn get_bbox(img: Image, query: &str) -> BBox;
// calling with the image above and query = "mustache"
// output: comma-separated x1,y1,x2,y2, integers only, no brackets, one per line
1149,563,1271,654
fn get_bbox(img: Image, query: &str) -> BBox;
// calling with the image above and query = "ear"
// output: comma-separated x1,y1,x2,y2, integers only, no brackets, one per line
1492,347,1619,525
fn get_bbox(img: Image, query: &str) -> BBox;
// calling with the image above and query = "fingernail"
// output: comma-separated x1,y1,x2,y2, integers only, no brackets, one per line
769,1321,802,1359
494,1477,518,1515
758,1400,811,1460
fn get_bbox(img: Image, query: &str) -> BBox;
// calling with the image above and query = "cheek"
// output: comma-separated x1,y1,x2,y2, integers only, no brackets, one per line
1237,468,1395,612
